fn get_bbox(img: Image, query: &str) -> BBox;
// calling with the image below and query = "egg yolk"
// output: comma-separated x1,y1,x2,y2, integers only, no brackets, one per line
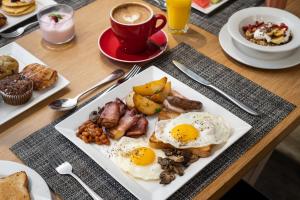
171,124,199,143
130,147,155,166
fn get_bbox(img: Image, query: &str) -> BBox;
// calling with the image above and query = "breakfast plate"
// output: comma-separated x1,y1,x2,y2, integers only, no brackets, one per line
0,160,51,200
192,0,230,14
55,66,252,200
0,0,57,32
98,27,168,63
219,24,300,69
0,42,69,125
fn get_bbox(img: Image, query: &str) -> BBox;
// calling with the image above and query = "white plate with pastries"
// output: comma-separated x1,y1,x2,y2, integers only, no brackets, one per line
0,160,51,200
55,66,252,200
0,42,69,125
0,0,57,32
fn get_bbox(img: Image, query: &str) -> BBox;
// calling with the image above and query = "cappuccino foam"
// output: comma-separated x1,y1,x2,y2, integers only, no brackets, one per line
112,4,151,24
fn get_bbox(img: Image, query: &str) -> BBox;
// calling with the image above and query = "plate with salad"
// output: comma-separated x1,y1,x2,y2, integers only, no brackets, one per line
192,0,229,14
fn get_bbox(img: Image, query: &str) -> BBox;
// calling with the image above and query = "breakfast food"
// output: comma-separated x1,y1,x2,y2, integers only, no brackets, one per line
21,63,58,90
1,0,36,16
0,171,31,200
0,55,19,80
38,7,75,44
193,0,222,8
76,77,232,185
153,112,231,149
0,74,33,105
242,21,292,46
89,98,148,140
77,120,110,145
0,13,7,28
111,137,165,180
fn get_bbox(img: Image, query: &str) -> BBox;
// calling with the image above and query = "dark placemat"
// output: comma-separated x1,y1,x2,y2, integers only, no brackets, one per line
0,0,95,47
145,0,264,35
11,43,295,200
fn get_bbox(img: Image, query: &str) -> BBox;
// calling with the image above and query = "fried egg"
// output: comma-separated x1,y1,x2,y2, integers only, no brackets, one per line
154,112,232,148
111,137,165,180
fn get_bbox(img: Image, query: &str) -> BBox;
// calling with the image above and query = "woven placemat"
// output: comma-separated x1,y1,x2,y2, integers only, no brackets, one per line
0,0,95,47
145,0,264,35
11,43,295,200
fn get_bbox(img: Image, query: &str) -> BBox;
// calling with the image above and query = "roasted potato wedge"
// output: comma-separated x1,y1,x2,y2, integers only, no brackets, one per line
150,81,171,103
125,91,135,108
133,94,162,115
133,77,167,96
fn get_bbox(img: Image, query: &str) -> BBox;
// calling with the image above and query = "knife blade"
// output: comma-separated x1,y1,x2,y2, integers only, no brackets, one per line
172,60,259,116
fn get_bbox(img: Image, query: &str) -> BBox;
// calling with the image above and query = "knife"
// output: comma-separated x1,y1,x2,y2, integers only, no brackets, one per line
172,60,259,116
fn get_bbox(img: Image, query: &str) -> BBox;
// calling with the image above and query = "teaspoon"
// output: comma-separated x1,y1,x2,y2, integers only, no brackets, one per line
49,69,125,111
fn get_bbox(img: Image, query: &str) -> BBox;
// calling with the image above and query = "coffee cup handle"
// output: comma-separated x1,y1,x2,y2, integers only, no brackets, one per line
152,14,167,34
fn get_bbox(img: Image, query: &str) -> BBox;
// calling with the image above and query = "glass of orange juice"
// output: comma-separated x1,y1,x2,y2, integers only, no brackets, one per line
166,0,192,34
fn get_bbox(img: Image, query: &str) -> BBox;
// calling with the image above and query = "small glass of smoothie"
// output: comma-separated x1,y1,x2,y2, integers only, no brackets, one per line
37,4,75,44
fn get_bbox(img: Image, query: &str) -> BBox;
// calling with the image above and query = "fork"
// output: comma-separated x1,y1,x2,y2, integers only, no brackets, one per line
0,21,39,38
99,64,141,97
50,156,103,200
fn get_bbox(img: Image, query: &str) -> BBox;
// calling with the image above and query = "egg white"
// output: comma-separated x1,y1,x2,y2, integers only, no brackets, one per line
111,137,165,181
154,112,232,148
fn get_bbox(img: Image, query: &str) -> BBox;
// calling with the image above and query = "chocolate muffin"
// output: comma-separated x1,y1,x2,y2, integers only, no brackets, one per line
0,74,33,105
0,13,7,28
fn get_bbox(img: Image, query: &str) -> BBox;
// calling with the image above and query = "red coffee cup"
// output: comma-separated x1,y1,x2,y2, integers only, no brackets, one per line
110,2,167,54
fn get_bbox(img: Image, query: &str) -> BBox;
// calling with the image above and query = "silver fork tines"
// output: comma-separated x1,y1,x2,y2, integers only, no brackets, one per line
99,64,141,97
50,156,103,200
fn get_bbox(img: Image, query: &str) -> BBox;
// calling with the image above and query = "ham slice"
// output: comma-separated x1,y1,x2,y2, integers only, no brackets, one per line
98,101,120,128
126,116,148,137
109,109,140,139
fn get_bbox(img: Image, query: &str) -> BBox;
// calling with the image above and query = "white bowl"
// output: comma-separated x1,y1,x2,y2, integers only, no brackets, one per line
227,7,300,54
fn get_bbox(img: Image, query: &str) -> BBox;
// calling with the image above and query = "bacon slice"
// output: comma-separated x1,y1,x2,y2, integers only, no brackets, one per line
109,109,140,139
126,116,148,138
115,98,127,116
98,101,120,128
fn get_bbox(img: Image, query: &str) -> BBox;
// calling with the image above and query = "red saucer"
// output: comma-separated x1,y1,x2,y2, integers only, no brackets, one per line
98,27,168,63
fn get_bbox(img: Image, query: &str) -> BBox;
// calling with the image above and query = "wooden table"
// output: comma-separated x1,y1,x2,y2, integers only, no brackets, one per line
1,0,299,199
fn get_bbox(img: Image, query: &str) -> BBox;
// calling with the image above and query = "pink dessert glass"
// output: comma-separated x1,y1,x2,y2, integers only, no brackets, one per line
37,4,75,44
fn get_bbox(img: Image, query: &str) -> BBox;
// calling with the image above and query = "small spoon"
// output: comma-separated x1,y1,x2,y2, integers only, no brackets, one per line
49,69,125,111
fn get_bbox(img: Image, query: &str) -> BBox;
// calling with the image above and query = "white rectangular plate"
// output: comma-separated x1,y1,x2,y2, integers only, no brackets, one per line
0,42,69,125
0,0,57,32
55,66,251,200
192,0,229,14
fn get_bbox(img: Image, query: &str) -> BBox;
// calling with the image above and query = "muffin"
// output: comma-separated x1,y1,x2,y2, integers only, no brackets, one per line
0,55,19,80
0,13,7,28
0,74,33,105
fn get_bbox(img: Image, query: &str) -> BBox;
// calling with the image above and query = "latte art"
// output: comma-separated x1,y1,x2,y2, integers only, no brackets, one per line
112,4,151,24
123,13,140,23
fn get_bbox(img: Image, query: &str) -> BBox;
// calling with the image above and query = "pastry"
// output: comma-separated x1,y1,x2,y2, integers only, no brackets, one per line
0,13,7,28
0,55,19,80
21,63,58,90
0,74,33,105
0,171,31,200
1,0,36,16
2,0,35,7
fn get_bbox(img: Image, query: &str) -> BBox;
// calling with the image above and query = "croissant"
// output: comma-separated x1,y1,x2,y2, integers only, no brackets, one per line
21,63,58,91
